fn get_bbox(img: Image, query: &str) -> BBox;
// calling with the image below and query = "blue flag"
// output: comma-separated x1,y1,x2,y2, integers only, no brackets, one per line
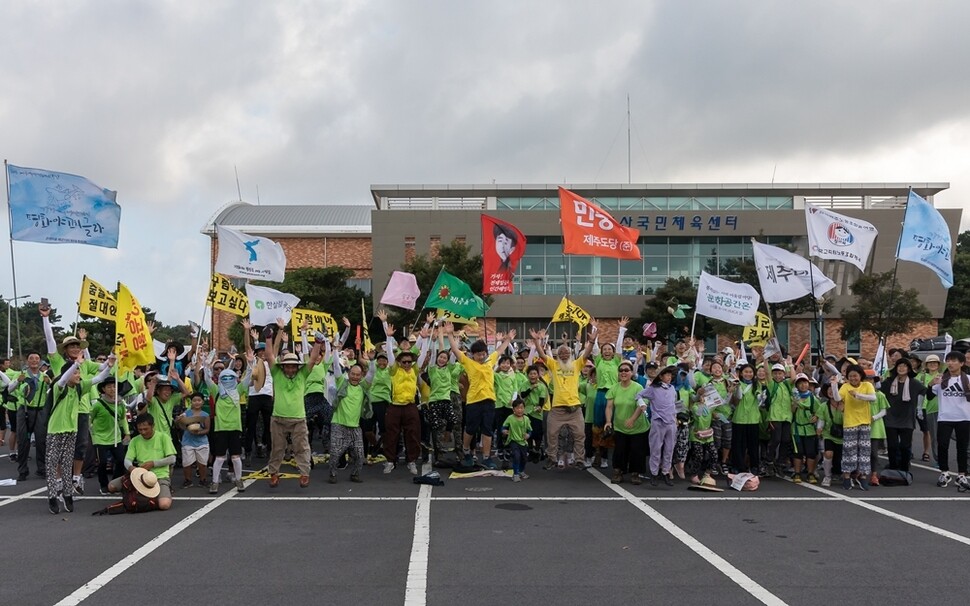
897,190,953,288
6,164,121,248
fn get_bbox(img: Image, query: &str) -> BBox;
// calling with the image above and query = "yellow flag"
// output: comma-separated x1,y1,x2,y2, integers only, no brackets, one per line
361,299,374,351
78,275,117,321
206,274,250,317
741,311,773,347
550,296,591,328
291,308,339,343
114,283,155,373
436,308,477,325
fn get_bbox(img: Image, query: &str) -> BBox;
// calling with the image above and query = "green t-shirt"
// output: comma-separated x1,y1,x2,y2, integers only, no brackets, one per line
522,381,548,420
494,370,517,408
127,430,177,480
732,382,763,425
870,391,890,440
502,413,532,446
271,364,309,418
819,400,844,445
607,381,648,435
428,364,461,402
304,361,328,396
148,393,183,433
693,372,712,389
581,378,597,423
333,375,368,428
90,397,130,445
594,355,621,390
214,384,247,432
48,380,91,434
917,370,940,414
368,364,392,404
13,371,48,409
792,393,821,437
689,401,714,444
767,379,794,423
3,369,18,411
48,352,101,379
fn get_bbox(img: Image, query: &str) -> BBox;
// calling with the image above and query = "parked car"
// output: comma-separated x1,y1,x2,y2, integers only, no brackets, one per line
908,336,970,361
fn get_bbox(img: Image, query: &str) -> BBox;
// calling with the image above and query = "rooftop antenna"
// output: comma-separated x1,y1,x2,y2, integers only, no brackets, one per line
627,93,632,184
234,165,243,202
256,184,261,205
771,163,777,185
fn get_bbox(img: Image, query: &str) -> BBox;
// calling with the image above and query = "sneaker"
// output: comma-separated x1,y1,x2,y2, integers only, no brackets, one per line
462,454,474,467
710,466,720,477
793,474,802,484
566,454,575,465
556,459,565,470
9,453,17,462
520,472,529,480
599,459,609,469
63,495,74,513
631,474,642,486
663,475,674,486
350,474,363,483
587,457,595,468
100,486,110,495
482,458,498,470
48,497,59,515
956,475,970,492
209,482,219,494
820,475,831,487
17,473,28,481
611,470,623,484
843,478,852,490
858,478,870,491
512,474,521,483
328,474,337,484
543,460,557,470
407,461,419,475
809,475,818,485
72,477,84,496
720,463,729,475
937,472,951,488
182,479,193,489
383,462,395,474
235,479,246,492
649,474,658,486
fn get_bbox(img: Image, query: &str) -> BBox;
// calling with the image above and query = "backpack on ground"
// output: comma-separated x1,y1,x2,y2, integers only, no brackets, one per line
878,468,913,486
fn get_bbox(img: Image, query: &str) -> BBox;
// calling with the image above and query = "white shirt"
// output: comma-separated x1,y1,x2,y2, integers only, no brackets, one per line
935,374,970,423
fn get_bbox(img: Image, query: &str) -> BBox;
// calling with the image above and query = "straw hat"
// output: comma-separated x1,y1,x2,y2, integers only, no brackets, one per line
58,335,89,354
129,468,161,498
279,352,303,366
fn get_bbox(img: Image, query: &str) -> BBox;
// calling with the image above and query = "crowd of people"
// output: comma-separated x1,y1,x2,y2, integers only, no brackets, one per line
2,302,969,516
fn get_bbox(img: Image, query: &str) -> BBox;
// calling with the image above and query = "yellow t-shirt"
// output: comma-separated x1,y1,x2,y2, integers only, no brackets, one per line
459,351,499,404
389,365,418,405
839,381,875,428
543,356,585,407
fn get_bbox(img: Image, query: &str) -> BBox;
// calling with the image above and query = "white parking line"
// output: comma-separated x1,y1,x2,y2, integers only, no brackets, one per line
53,479,253,605
0,487,47,506
795,480,970,546
404,484,432,606
589,469,788,606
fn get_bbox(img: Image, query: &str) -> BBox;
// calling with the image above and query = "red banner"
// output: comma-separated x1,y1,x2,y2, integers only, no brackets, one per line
558,187,641,260
481,214,526,294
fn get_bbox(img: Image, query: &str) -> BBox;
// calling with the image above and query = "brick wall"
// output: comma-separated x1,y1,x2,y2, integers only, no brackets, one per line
208,235,373,351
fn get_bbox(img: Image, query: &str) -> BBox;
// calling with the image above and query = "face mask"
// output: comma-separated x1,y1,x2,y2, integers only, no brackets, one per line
798,390,812,398
218,369,239,397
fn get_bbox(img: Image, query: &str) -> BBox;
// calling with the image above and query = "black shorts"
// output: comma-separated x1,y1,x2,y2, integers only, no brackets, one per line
464,400,495,435
794,435,819,459
211,430,243,457
917,415,928,432
4,408,14,431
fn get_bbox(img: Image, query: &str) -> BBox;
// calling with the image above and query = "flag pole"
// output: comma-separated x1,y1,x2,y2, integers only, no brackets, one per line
883,187,910,344
806,254,823,365
4,160,24,359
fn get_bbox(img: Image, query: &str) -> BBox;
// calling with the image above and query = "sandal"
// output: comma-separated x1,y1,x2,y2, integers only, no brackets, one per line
921,453,930,462
182,479,193,489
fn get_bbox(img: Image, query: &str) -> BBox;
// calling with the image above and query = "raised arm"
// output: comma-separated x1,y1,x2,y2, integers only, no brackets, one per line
40,305,57,355
494,329,518,357
580,319,598,361
614,317,628,354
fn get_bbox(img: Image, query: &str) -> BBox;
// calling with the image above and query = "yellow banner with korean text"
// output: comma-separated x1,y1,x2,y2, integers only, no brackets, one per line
206,274,250,317
78,275,117,321
114,283,155,373
291,308,339,343
550,296,591,328
741,312,773,347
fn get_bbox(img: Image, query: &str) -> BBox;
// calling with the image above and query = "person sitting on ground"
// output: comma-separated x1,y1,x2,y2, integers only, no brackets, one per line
108,413,176,511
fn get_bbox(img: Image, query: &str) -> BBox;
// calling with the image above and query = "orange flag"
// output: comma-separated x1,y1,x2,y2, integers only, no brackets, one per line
558,187,641,260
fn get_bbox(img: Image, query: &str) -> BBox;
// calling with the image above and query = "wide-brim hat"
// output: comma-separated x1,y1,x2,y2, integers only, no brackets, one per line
163,341,185,356
894,358,917,378
279,352,303,366
58,335,88,354
924,354,941,365
129,467,161,498
97,379,133,398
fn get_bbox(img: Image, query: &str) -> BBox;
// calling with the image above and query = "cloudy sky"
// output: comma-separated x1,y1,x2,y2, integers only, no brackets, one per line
2,1,969,329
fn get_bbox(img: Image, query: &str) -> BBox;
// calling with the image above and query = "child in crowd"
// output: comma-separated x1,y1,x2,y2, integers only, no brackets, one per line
178,392,210,488
502,400,532,482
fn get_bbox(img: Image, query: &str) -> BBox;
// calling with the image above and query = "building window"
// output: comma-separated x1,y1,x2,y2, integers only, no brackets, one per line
496,196,794,211
346,278,372,295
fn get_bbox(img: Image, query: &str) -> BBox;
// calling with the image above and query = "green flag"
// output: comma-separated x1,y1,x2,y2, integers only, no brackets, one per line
425,269,489,318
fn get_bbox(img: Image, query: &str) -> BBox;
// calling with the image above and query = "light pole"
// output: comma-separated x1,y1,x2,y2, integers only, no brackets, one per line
0,294,31,359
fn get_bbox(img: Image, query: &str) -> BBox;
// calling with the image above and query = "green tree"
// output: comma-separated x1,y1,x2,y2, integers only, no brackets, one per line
942,230,970,331
631,277,713,344
386,239,489,330
841,271,932,342
0,301,65,362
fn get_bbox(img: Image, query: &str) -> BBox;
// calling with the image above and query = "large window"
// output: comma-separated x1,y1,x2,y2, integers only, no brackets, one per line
514,236,794,296
497,196,793,211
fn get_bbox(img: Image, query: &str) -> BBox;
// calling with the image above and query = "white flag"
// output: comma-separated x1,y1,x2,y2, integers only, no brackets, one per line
872,338,887,376
751,240,836,303
245,283,300,327
805,204,878,271
215,225,287,282
695,271,760,326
